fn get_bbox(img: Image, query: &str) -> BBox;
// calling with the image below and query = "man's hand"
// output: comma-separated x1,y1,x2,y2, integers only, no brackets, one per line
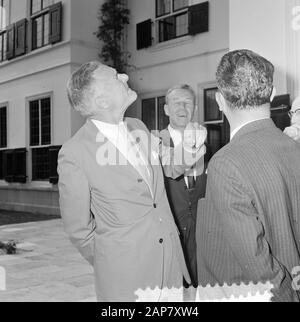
183,122,207,150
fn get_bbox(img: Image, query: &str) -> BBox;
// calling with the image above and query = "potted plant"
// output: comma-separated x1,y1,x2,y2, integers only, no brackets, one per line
95,0,130,73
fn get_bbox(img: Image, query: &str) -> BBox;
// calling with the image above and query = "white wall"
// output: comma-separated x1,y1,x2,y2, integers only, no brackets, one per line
0,0,103,144
126,0,230,121
229,0,287,95
70,0,102,65
10,0,27,23
0,65,71,149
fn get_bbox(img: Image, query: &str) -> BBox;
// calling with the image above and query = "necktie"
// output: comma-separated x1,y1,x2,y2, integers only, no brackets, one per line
187,174,196,190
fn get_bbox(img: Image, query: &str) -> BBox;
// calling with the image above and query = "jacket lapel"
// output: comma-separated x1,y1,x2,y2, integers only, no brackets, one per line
86,119,151,189
125,120,155,198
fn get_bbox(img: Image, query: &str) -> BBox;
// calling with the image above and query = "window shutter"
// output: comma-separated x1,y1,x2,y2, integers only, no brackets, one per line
49,2,63,44
3,149,14,183
136,19,152,50
188,1,209,36
49,145,62,184
0,150,4,180
13,148,27,184
6,24,15,60
15,19,27,57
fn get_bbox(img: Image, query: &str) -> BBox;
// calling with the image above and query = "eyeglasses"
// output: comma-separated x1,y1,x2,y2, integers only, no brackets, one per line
288,109,300,118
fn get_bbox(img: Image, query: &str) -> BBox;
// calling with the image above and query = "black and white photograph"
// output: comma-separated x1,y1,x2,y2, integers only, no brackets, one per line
0,0,300,308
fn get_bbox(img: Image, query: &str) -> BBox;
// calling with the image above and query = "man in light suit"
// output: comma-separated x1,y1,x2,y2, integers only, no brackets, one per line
196,49,300,302
58,61,207,302
160,85,207,288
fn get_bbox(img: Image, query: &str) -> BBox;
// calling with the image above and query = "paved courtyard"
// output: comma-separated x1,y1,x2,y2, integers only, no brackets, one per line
0,219,96,302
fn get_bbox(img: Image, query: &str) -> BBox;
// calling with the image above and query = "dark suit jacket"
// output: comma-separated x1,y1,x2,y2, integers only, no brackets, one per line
196,119,300,302
160,128,207,286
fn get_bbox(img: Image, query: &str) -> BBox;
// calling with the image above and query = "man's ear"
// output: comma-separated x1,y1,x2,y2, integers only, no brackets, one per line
95,96,109,110
164,104,170,117
270,87,277,103
215,92,226,112
193,105,198,118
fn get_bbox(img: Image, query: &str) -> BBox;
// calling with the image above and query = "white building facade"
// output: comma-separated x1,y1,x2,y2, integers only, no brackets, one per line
126,0,300,163
0,0,101,215
0,0,299,215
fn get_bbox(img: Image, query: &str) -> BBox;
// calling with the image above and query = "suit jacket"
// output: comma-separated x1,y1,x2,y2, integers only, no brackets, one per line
160,128,207,229
160,128,207,286
196,119,300,302
58,118,204,301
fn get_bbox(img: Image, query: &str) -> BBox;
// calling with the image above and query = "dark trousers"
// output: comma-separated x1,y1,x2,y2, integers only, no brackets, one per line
179,218,198,288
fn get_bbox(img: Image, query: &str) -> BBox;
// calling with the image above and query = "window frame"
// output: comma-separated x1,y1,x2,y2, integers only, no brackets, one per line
0,102,8,149
0,0,10,62
141,92,169,133
172,0,189,13
0,0,10,31
0,29,6,61
0,102,8,182
26,93,53,183
203,87,224,124
155,0,189,43
31,9,51,50
156,0,171,18
30,0,54,16
30,0,58,50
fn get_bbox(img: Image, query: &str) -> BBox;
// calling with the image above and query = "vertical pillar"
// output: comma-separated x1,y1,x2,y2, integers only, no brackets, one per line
286,0,300,100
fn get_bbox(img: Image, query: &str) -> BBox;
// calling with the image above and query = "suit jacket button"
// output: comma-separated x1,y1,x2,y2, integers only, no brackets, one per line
138,179,143,183
153,203,157,209
159,238,163,244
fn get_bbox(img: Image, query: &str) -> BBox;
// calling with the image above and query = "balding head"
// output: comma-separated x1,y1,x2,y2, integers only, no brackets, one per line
67,61,102,117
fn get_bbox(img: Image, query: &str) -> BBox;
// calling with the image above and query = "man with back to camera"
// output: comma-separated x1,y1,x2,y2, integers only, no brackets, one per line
196,49,300,302
160,85,207,288
58,61,207,301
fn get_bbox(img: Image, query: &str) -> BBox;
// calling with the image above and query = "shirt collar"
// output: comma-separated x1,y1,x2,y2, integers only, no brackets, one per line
168,125,183,147
92,119,126,145
230,118,270,140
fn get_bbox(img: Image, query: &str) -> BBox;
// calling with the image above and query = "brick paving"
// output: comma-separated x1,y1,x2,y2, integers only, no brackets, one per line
0,219,96,302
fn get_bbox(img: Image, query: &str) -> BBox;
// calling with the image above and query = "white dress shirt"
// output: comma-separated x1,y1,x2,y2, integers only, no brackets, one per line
168,125,197,189
92,119,153,197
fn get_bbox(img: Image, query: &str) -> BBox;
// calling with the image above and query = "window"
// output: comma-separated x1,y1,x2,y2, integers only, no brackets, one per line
0,150,3,179
31,0,55,14
0,0,9,30
137,1,209,49
202,86,230,163
0,31,6,61
156,0,189,42
0,0,9,62
204,87,223,123
31,0,62,50
0,105,7,180
142,96,169,132
0,105,7,148
29,97,51,181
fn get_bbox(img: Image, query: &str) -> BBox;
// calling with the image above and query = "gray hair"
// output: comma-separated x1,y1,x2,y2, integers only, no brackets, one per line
67,61,102,117
166,84,196,105
216,49,274,110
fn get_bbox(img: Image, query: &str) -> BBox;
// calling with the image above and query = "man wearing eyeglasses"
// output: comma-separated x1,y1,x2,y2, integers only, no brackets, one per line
284,96,300,142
